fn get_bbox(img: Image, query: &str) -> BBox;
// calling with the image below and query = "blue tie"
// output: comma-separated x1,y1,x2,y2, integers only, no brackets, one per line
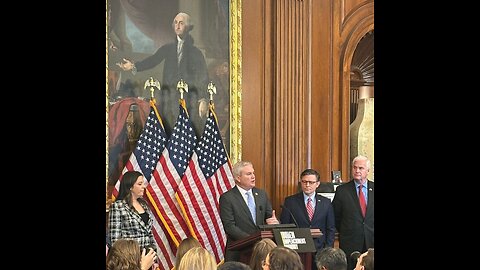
246,191,256,224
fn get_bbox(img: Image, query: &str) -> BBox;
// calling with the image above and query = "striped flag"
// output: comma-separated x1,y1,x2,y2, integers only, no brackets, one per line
175,104,235,263
145,99,197,267
111,100,167,199
110,100,174,270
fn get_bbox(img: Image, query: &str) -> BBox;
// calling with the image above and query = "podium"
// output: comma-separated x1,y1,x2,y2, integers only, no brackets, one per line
228,227,322,270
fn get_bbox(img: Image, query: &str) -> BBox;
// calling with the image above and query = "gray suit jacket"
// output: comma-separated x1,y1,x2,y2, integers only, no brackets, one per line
219,186,274,261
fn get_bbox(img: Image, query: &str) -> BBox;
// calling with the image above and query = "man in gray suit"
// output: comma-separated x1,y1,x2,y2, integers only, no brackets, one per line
219,160,279,262
332,155,374,270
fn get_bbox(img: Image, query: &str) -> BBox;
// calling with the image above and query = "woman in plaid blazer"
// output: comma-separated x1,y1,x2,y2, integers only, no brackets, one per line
108,171,157,253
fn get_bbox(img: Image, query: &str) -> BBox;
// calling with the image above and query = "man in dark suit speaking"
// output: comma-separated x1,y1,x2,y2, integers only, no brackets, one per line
219,160,279,262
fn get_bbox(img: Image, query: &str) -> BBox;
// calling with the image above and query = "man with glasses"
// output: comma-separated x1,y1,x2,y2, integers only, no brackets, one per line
280,169,336,269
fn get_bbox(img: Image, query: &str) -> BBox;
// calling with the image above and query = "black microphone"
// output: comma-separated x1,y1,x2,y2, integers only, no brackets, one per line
280,205,299,228
350,251,361,262
258,205,264,225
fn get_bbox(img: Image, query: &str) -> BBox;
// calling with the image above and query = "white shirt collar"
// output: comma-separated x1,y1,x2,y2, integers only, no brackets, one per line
237,185,251,195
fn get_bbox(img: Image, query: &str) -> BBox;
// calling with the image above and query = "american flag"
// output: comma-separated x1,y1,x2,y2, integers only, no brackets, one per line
111,100,167,198
175,105,235,263
110,100,174,270
145,99,197,268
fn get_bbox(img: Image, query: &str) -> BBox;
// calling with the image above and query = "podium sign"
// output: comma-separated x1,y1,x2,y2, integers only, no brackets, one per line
273,228,316,253
228,227,321,270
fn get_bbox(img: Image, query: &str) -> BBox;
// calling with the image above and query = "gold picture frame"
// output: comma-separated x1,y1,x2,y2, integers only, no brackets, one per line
106,0,242,206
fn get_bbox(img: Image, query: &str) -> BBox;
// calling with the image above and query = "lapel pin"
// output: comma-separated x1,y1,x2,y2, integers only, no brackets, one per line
255,192,258,196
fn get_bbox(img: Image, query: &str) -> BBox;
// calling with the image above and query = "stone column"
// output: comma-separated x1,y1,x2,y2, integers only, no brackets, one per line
350,86,374,180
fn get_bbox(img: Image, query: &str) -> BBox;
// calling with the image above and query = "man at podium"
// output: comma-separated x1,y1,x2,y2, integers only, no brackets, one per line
280,169,336,270
280,169,336,250
219,161,279,262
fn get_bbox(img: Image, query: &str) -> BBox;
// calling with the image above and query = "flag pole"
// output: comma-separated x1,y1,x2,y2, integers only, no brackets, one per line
176,78,188,100
144,76,160,104
207,81,217,110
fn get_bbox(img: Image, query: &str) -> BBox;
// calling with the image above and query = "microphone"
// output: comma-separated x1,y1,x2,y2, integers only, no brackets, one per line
280,205,299,228
258,206,264,225
350,251,361,262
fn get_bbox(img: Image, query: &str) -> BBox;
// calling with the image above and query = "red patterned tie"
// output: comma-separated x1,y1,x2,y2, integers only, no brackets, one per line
306,197,314,221
358,185,367,217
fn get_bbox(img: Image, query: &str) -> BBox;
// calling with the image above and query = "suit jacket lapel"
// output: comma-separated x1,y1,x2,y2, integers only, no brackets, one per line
252,187,261,224
366,181,373,217
348,181,364,217
294,193,310,223
233,186,255,224
124,202,149,232
312,194,322,222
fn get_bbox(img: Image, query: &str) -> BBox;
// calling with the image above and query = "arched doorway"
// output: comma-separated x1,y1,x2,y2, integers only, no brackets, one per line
349,30,374,180
338,9,374,180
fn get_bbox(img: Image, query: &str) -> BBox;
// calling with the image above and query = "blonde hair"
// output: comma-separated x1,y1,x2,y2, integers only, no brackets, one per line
232,160,253,178
174,237,202,270
177,247,217,270
106,239,141,270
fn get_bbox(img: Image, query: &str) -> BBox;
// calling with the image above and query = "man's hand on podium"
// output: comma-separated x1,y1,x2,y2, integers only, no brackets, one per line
266,210,280,224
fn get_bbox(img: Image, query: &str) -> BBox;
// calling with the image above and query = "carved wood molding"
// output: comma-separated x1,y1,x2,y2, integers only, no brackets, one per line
338,2,374,175
272,0,309,208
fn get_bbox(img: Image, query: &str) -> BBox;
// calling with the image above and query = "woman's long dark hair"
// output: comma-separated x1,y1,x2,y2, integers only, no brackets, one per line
117,171,145,208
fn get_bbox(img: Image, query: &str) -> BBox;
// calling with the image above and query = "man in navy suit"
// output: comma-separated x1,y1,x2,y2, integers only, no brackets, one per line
219,161,279,262
332,155,374,270
280,169,336,269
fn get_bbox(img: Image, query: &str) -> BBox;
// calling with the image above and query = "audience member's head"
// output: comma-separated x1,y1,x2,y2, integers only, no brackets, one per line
265,246,303,270
177,246,217,270
174,237,202,269
249,238,277,270
315,247,347,270
354,248,374,270
218,261,251,270
106,239,155,270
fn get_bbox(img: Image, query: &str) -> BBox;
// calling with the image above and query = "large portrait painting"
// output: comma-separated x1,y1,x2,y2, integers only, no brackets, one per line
106,0,242,203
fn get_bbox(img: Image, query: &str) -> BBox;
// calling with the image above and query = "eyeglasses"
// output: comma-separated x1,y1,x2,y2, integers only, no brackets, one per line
300,180,318,185
262,259,270,267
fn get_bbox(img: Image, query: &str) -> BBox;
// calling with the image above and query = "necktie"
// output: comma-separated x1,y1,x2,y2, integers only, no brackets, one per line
246,192,256,224
306,197,314,221
177,40,183,64
358,185,367,217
